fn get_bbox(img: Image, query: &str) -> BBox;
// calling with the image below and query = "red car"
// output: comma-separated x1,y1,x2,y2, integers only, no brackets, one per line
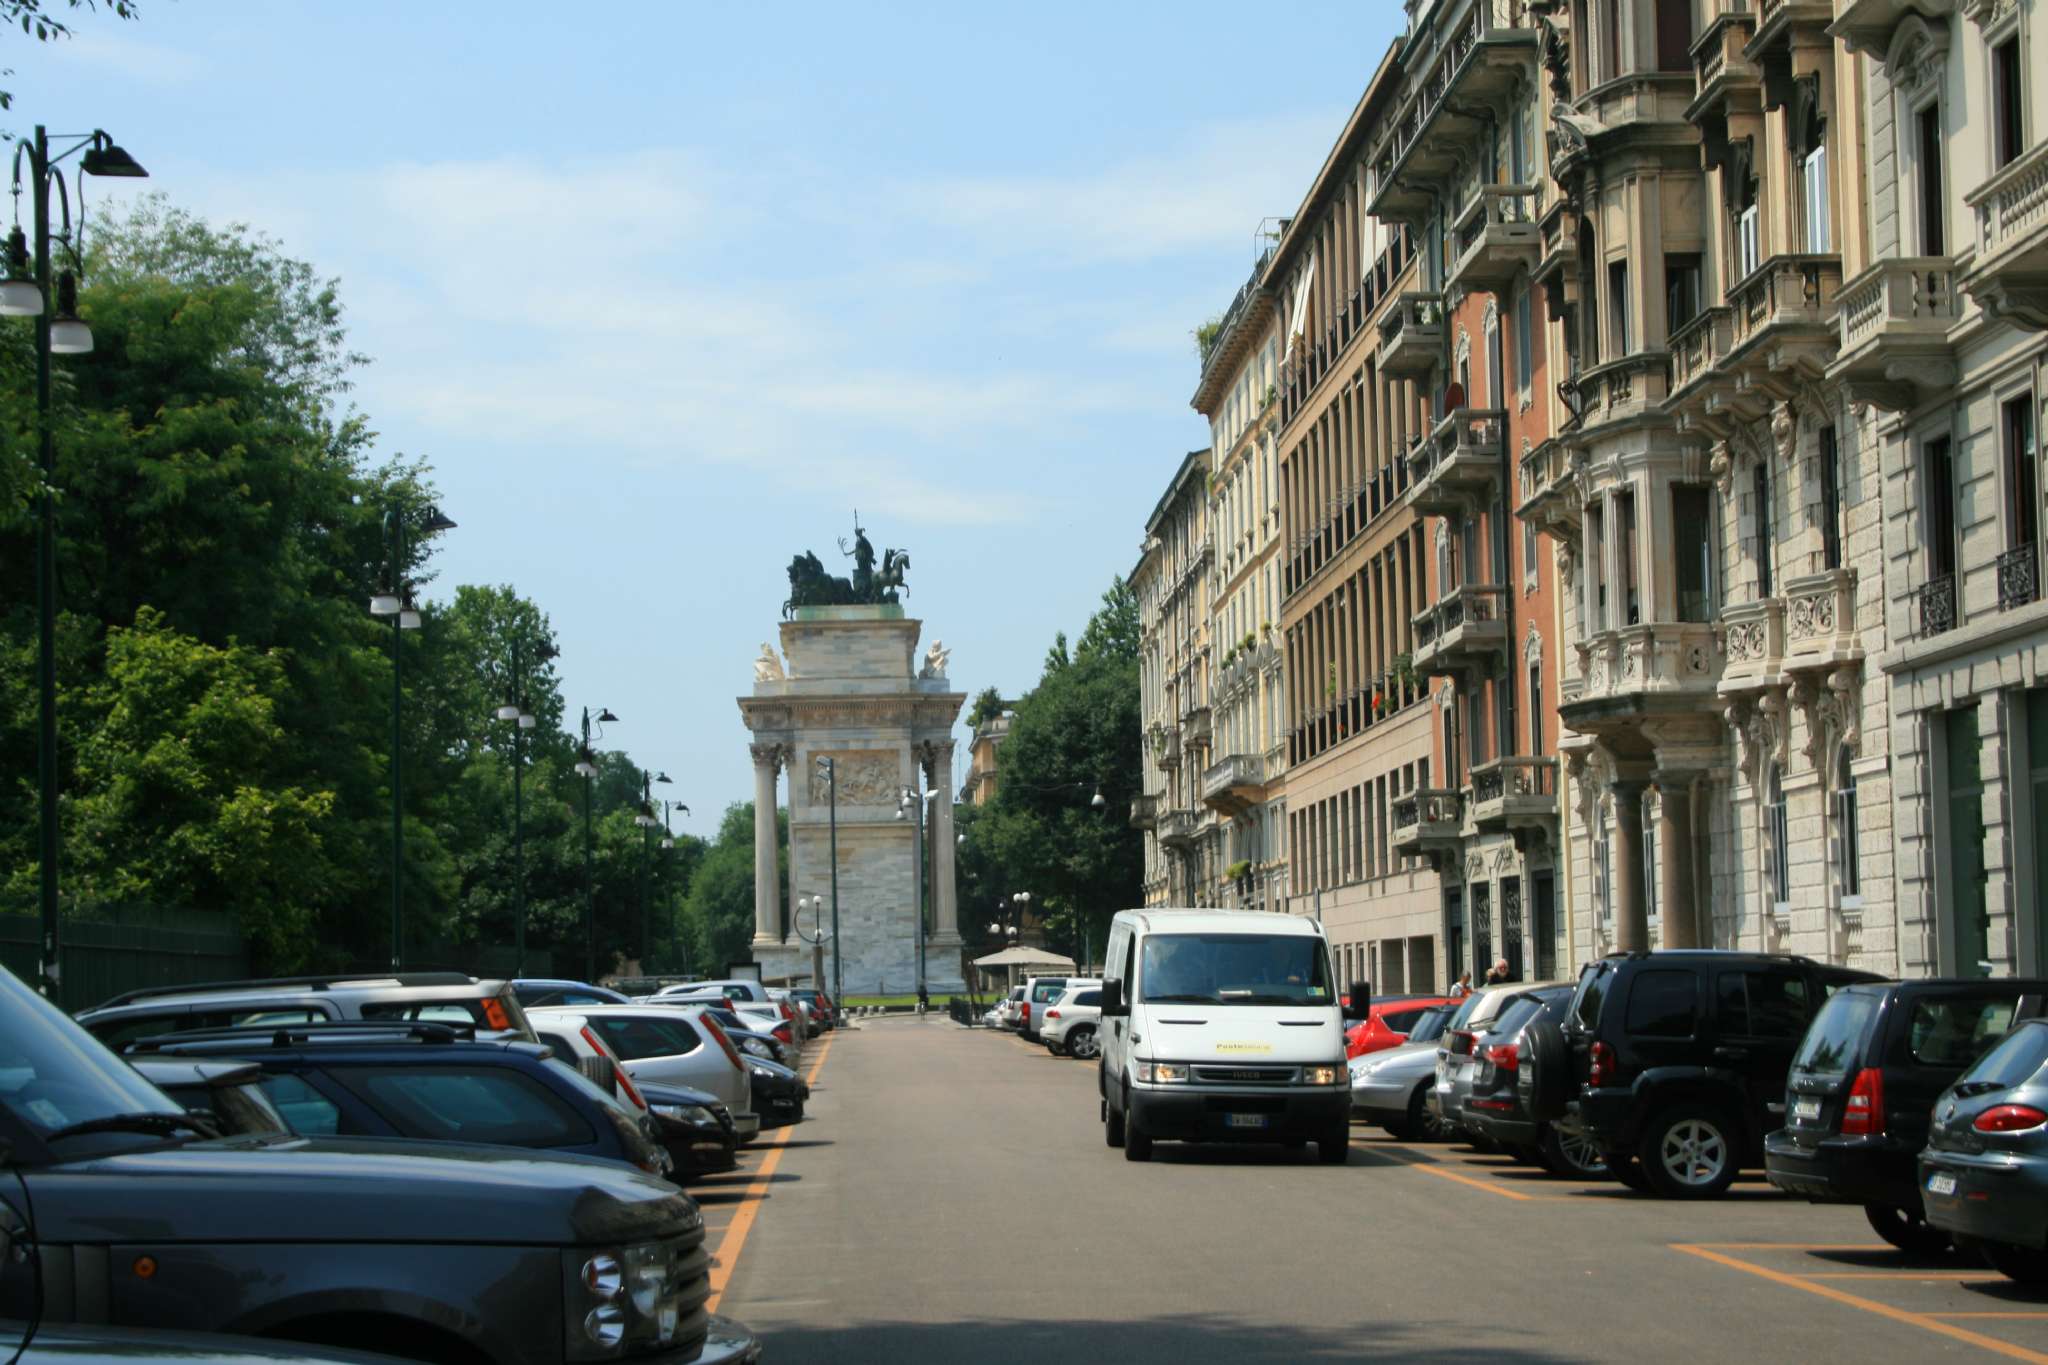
1345,995,1459,1059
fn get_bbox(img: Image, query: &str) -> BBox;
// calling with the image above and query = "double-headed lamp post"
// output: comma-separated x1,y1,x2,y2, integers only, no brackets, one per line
494,634,556,979
795,895,832,1002
367,501,456,970
632,770,673,969
5,126,147,997
573,706,620,983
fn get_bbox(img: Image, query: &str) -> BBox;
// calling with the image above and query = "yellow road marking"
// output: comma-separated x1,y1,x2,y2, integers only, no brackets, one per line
1695,1243,1902,1252
703,1031,834,1314
1935,1315,2048,1321
1795,1271,2007,1281
1673,1243,2048,1364
1407,1158,1537,1201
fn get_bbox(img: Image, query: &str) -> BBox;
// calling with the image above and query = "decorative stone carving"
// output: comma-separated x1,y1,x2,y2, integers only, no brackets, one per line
1708,440,1734,496
1723,698,1761,786
748,742,788,772
1886,13,1950,98
754,643,786,683
807,750,898,805
1726,617,1767,664
914,738,955,785
920,640,950,679
1772,401,1798,466
1526,624,1544,665
1758,689,1792,773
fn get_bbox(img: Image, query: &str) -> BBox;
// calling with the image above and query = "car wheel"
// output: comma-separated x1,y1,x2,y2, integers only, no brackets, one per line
1984,1240,2048,1286
1638,1106,1739,1199
1067,1026,1100,1061
1538,1124,1609,1180
1318,1122,1350,1165
1407,1082,1451,1143
1863,1203,1950,1255
1105,1092,1126,1148
1046,1039,1065,1056
1124,1117,1153,1163
1509,1143,1545,1166
1609,1155,1652,1191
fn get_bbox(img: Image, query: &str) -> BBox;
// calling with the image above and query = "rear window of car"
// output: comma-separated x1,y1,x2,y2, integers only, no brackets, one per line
1445,993,1484,1033
1570,962,1611,1033
1032,983,1067,1003
1791,990,1879,1078
587,1016,703,1061
334,1066,595,1148
1961,1022,2048,1091
1073,991,1101,1007
1382,1007,1428,1034
1717,971,1810,1040
1489,996,1545,1038
1407,1008,1451,1043
1624,970,1698,1038
1905,995,2020,1069
259,1073,345,1136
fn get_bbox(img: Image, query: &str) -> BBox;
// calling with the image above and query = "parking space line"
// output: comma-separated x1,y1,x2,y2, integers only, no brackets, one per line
1406,1158,1538,1201
703,1031,834,1316
1794,1271,2008,1281
1934,1315,2048,1321
1672,1243,2048,1363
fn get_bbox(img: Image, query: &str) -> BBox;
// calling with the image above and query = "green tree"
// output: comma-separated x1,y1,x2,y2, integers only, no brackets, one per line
681,802,785,976
965,687,1004,730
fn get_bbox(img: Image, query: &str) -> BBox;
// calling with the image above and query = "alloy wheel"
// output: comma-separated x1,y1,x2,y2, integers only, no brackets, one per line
1555,1127,1607,1177
1658,1118,1728,1187
1068,1027,1099,1060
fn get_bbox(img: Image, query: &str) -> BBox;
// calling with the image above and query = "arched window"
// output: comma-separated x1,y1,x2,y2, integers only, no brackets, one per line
1835,750,1861,906
1767,762,1791,913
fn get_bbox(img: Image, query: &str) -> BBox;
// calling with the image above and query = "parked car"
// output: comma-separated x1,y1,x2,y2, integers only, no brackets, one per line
745,1055,809,1127
129,1056,291,1137
788,988,838,1029
76,973,536,1050
1345,995,1457,1060
998,986,1026,1030
656,978,773,1006
0,963,760,1364
1766,978,2048,1251
980,1000,1004,1028
1519,950,1883,1198
535,1005,758,1141
1042,985,1103,1059
637,1079,741,1180
1349,1005,1457,1140
0,1323,413,1363
660,991,794,1042
1021,976,1089,1044
1921,1017,2048,1283
684,1005,795,1065
768,989,823,1039
509,978,631,1009
1099,909,1365,1164
127,1022,675,1180
1461,986,1606,1179
1433,982,1567,1143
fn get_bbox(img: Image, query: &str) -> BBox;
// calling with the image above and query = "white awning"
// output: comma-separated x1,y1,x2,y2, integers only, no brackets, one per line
971,946,1078,969
1283,253,1317,362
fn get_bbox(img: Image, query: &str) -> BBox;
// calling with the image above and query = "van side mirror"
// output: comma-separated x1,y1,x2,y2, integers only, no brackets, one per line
1344,982,1371,1021
1100,981,1127,1017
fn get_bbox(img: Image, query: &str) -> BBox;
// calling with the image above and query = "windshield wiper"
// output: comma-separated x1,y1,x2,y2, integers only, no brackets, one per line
45,1111,219,1143
1144,994,1219,1004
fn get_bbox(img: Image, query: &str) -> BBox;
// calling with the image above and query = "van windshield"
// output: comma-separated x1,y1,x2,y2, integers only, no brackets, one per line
1138,934,1330,1006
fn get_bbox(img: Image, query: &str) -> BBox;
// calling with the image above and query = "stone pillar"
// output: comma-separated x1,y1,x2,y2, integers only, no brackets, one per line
1611,779,1649,952
928,743,961,944
1656,776,1699,949
750,743,783,948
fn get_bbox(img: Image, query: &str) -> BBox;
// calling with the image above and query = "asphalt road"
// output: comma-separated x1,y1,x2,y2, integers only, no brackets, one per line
714,1018,2048,1363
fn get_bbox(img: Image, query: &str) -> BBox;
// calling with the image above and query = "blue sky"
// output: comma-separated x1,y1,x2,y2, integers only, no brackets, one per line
11,1,1403,838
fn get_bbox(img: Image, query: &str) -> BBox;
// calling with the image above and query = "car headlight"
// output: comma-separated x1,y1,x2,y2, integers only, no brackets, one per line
743,1038,773,1057
1134,1060,1189,1083
567,1240,691,1358
652,1102,716,1126
1303,1064,1345,1086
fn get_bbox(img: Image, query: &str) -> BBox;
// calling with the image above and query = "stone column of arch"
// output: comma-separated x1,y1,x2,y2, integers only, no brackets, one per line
750,742,785,948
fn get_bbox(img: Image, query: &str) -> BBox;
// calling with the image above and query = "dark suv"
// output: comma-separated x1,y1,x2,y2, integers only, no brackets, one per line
1764,978,2048,1250
1519,950,1883,1198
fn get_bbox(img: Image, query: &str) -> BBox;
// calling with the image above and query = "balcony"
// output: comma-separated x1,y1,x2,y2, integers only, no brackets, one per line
1469,756,1559,844
1392,788,1465,859
1200,753,1267,817
1666,306,1750,436
1516,437,1580,536
1183,705,1212,747
1918,575,1957,638
1566,351,1672,432
1963,139,2048,331
1725,253,1844,392
1782,569,1863,671
1686,6,1761,141
1369,0,1542,223
1157,808,1198,850
1412,585,1510,681
1128,793,1158,831
1561,623,1724,737
1828,258,1961,411
1748,0,1838,59
1377,292,1446,379
1446,185,1542,295
1718,597,1786,696
1533,198,1579,311
1409,408,1506,516
1999,545,2040,612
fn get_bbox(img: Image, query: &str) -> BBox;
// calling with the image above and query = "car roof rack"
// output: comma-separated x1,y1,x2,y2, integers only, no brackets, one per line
92,972,480,1010
126,1020,482,1054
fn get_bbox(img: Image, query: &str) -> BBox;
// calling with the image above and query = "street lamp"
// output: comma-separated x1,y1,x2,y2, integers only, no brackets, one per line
794,893,832,1003
636,769,673,967
658,798,687,973
367,500,456,971
496,633,557,978
6,126,147,998
577,706,619,982
815,756,842,1005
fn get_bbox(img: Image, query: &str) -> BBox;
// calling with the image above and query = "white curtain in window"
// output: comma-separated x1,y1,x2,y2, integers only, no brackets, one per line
1804,146,1831,254
1284,254,1318,363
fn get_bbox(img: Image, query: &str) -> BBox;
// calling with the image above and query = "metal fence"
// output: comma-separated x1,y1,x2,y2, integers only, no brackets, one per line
0,906,247,1013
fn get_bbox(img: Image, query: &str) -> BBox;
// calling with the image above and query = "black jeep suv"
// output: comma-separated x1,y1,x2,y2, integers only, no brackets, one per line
1519,950,1883,1198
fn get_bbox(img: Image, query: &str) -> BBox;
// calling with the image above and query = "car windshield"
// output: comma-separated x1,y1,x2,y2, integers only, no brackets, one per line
0,966,186,1152
1489,996,1545,1038
1406,1008,1452,1044
1960,1022,2048,1092
1792,990,1881,1079
1138,934,1330,1006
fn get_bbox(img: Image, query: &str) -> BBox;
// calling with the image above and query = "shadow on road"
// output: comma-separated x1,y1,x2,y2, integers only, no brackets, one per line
758,1313,1579,1364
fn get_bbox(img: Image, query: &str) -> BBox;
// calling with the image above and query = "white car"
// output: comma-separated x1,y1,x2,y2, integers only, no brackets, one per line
1041,985,1103,1059
997,986,1026,1030
530,1005,759,1140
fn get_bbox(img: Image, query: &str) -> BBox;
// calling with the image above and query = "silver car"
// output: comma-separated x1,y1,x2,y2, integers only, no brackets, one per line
530,1005,757,1138
1350,1005,1456,1141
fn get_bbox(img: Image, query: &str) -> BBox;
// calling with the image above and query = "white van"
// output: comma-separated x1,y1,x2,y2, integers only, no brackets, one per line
1099,909,1366,1163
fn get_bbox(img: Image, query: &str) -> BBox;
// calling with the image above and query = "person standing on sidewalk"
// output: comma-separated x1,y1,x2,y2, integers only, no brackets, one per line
1449,971,1473,999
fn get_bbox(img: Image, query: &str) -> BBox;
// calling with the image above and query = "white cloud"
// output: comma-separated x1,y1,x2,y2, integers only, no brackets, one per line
39,28,206,85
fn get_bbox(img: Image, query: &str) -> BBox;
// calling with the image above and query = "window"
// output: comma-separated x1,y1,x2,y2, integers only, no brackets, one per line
585,1015,703,1061
1624,969,1699,1037
1803,143,1831,254
1514,285,1534,394
1944,706,1991,977
1617,489,1639,625
1524,518,1539,584
1836,750,1861,905
1918,104,1945,256
1905,995,2018,1068
1533,871,1557,979
1529,660,1544,756
1996,37,2024,169
259,1074,345,1137
1717,971,1810,1040
1674,485,1715,622
2007,393,2040,579
1736,196,1761,280
1926,436,1959,580
1767,762,1791,912
1656,0,1692,71
1819,425,1843,571
1602,0,1622,81
335,1067,596,1148
1446,886,1465,979
1665,254,1701,332
1754,458,1775,599
1608,261,1630,355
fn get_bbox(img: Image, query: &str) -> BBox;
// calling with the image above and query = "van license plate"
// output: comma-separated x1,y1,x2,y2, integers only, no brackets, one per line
1928,1171,1958,1196
1792,1097,1821,1122
1225,1113,1269,1130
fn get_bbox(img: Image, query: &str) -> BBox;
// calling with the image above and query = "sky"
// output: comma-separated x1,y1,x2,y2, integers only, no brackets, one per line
9,1,1405,840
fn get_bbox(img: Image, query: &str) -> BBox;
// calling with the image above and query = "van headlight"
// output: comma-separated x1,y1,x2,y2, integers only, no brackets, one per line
1134,1060,1189,1083
566,1239,694,1358
1303,1064,1346,1087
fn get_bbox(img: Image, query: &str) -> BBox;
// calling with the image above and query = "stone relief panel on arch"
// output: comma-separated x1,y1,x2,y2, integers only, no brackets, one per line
810,750,900,806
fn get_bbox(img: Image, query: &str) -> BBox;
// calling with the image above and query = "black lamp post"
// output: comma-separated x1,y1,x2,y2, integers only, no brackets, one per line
5,126,147,998
367,501,456,970
495,634,556,978
573,706,619,983
633,769,673,967
659,798,688,973
815,756,841,1005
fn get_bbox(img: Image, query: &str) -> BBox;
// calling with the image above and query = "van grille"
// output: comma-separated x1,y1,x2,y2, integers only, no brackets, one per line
1192,1065,1297,1085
